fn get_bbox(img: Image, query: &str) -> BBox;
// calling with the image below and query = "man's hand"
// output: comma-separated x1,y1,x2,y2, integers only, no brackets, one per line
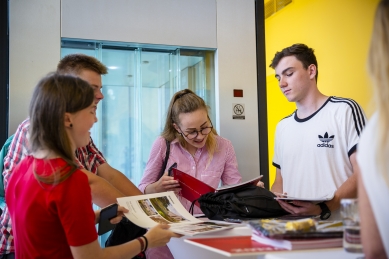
276,199,321,216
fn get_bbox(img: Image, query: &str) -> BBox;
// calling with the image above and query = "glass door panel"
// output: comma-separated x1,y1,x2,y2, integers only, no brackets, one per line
61,40,215,186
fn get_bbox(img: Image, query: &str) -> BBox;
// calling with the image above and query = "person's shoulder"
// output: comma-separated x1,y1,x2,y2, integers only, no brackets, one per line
215,135,229,144
67,166,89,183
275,111,295,129
13,117,31,134
150,136,172,152
359,112,378,141
279,112,295,122
19,118,31,128
327,96,366,119
155,136,167,145
328,96,364,110
214,135,235,149
14,155,34,171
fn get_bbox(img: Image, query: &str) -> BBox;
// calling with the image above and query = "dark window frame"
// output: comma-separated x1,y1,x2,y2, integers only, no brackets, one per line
0,0,9,145
255,0,270,189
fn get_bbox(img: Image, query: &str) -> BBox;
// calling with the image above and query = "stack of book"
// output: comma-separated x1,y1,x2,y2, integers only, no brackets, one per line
248,218,344,250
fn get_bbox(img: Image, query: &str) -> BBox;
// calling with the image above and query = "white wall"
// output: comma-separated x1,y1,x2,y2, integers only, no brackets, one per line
62,0,217,48
216,0,259,180
9,0,259,180
9,0,61,133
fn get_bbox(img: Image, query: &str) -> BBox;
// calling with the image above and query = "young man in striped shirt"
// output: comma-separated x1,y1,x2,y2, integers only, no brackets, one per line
270,43,366,220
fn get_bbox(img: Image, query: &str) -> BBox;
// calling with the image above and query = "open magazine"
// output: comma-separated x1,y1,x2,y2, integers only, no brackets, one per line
172,168,263,203
117,191,238,236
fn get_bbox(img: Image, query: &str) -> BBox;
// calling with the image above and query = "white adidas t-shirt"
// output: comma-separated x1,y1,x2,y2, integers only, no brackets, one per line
273,97,366,203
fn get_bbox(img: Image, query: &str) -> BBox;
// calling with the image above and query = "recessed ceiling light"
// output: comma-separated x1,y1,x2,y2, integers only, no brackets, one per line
108,66,119,70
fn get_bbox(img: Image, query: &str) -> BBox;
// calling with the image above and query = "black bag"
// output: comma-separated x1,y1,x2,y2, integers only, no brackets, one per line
105,217,147,258
198,185,289,221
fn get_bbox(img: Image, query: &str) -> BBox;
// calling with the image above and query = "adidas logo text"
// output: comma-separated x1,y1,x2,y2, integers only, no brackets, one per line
317,132,335,148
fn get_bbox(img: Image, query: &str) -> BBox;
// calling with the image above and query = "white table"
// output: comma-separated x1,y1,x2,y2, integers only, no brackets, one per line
167,226,365,259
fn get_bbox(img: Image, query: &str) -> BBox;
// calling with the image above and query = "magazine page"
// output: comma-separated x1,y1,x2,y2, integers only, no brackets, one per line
170,221,238,236
117,191,237,236
216,175,263,192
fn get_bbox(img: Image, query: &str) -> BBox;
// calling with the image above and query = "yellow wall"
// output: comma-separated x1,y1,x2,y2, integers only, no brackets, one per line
265,0,380,187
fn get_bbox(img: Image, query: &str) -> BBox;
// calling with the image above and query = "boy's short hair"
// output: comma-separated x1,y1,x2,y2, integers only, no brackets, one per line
57,53,108,75
270,43,318,81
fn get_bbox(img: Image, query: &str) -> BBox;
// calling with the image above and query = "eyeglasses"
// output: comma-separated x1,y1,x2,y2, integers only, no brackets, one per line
178,120,213,140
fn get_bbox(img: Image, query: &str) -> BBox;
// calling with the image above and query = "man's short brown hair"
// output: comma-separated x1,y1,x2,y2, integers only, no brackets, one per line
57,53,108,75
270,43,318,81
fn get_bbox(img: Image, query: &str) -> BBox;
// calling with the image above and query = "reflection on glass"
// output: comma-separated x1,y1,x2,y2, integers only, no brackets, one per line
61,40,215,186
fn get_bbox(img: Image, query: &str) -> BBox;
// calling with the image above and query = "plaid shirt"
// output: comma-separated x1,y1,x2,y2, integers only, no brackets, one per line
0,118,106,254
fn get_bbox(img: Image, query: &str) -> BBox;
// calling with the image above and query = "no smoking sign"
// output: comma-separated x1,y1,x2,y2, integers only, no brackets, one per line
232,103,245,120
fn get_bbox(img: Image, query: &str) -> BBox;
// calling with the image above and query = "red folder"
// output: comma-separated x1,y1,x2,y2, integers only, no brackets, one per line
172,168,215,204
172,168,262,204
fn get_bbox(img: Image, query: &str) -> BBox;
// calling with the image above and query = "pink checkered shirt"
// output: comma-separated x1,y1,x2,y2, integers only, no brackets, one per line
0,118,106,254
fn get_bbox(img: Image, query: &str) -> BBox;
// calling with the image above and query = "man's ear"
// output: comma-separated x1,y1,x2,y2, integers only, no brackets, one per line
308,64,317,79
64,112,73,128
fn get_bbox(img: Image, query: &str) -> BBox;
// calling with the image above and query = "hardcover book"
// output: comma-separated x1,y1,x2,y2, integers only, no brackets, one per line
184,235,287,257
251,232,343,250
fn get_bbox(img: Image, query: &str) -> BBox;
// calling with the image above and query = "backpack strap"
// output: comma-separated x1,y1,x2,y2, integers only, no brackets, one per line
0,135,15,197
158,139,171,179
0,134,15,211
189,199,198,215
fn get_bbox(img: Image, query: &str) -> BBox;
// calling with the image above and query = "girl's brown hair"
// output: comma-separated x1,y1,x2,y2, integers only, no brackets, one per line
161,89,218,164
29,73,95,184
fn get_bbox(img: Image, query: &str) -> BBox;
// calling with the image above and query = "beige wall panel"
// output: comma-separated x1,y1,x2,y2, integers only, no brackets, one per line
9,0,61,133
61,0,217,48
216,0,259,180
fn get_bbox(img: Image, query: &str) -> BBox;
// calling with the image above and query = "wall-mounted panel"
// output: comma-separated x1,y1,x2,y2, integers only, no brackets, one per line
216,0,260,180
9,0,60,133
61,0,217,48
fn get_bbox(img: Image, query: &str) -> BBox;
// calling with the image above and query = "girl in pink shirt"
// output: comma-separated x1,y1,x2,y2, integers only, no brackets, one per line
139,89,242,259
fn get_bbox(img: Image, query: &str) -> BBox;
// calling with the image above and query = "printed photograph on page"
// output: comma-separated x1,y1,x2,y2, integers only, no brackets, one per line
138,196,190,224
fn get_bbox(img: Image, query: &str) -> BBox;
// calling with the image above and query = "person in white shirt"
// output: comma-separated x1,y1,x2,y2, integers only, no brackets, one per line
269,43,366,220
357,1,389,258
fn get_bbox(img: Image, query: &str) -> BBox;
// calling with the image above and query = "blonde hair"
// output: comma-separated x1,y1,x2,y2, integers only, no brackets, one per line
161,89,218,165
368,0,389,186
